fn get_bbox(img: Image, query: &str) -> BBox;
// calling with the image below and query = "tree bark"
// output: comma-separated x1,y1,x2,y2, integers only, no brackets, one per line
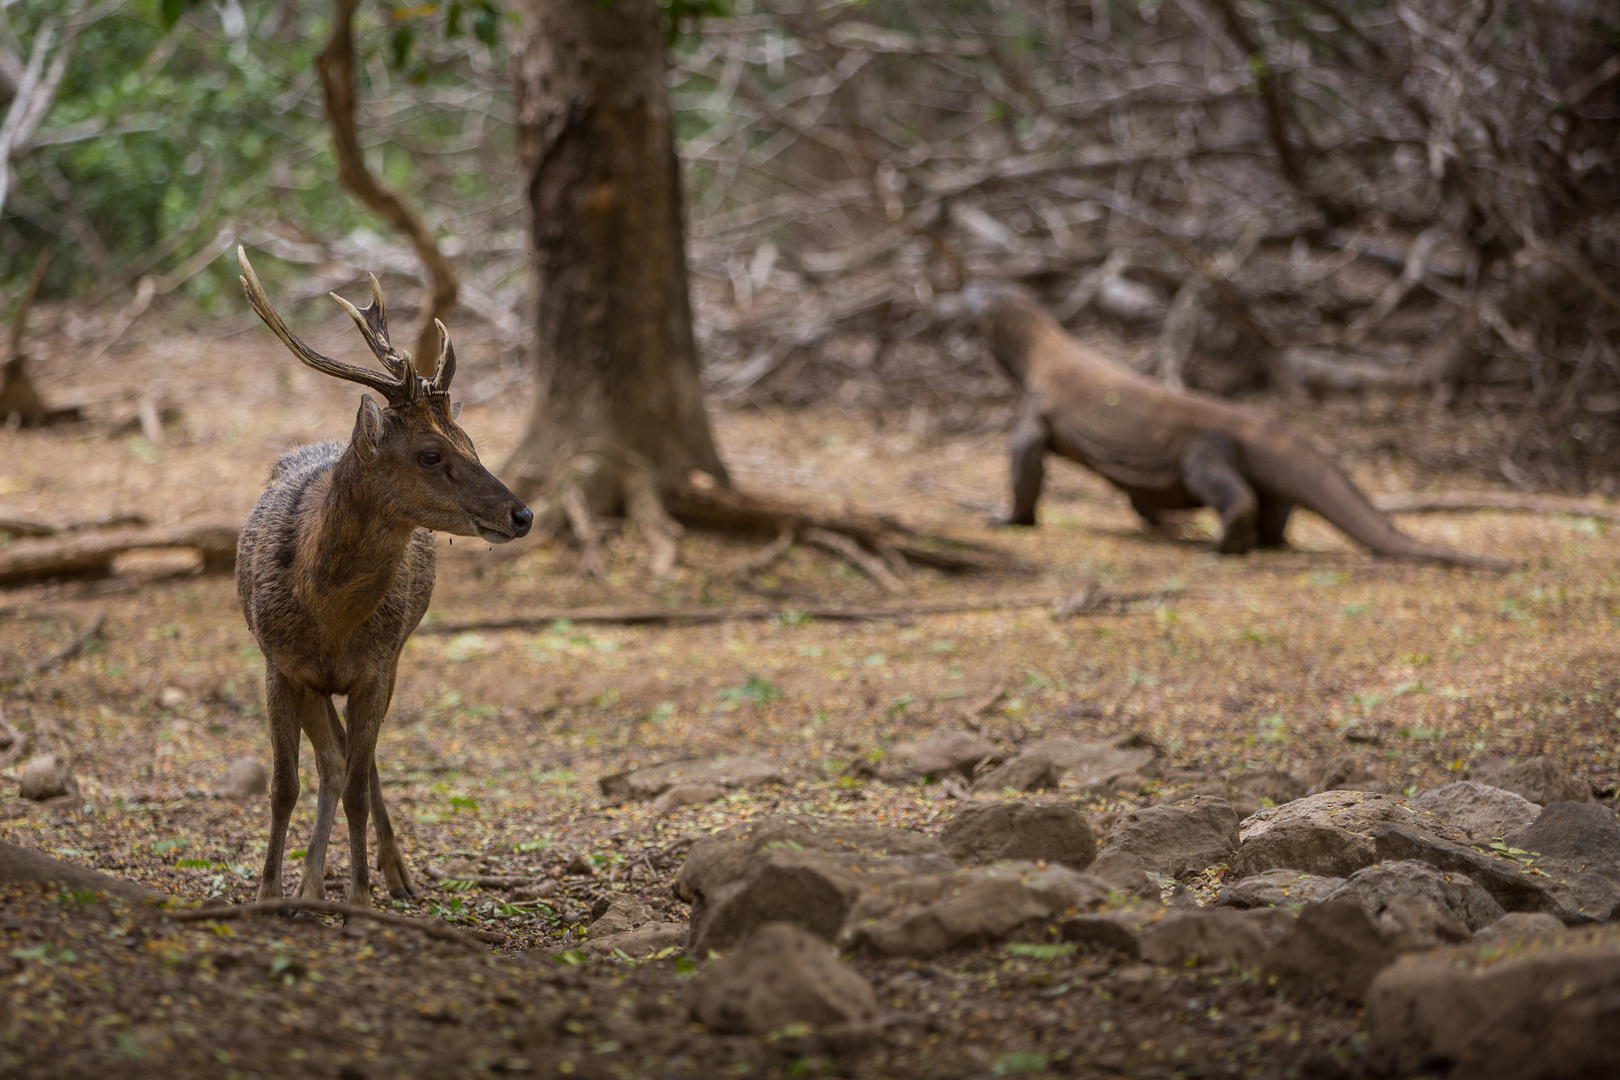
505,0,726,537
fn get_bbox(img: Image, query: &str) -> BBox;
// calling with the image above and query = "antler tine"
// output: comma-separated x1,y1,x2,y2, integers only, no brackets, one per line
428,319,457,395
237,247,413,407
327,273,416,381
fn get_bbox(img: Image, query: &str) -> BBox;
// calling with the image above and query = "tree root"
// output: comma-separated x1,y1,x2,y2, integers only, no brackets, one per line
165,899,487,951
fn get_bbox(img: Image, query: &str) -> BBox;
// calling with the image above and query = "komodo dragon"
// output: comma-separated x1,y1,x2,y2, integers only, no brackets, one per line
977,290,1499,568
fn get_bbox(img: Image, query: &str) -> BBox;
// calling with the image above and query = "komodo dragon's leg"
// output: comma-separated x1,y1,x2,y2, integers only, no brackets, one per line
1128,494,1166,528
992,408,1049,527
1180,431,1259,554
1256,498,1294,549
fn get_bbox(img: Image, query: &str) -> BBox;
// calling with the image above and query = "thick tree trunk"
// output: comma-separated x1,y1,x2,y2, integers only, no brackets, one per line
505,0,726,543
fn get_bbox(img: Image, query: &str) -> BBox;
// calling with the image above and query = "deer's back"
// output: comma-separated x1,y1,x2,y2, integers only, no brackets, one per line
237,441,435,692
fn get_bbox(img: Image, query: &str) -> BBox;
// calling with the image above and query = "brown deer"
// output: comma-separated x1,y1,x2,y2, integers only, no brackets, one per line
234,247,532,906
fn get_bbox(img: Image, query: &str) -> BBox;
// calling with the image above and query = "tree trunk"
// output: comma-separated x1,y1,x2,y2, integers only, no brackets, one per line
505,0,726,550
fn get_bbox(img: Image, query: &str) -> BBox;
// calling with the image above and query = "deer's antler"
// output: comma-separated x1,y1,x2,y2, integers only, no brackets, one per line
237,247,418,408
427,319,456,396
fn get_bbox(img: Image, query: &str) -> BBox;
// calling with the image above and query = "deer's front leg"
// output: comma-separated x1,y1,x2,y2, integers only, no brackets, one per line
257,670,303,902
339,680,388,907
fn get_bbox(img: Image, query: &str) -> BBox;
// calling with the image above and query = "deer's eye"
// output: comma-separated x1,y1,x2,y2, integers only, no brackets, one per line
418,450,442,467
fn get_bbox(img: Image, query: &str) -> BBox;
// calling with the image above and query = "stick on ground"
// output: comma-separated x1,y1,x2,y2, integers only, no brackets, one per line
166,899,487,951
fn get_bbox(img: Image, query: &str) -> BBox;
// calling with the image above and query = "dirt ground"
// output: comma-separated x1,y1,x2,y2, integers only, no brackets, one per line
2,312,1617,1079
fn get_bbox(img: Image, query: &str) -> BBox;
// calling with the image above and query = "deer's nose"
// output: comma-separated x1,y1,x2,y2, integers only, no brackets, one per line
510,505,534,537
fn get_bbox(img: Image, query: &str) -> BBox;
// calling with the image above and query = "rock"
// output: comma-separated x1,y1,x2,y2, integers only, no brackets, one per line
887,730,1000,780
1171,783,1262,822
0,839,167,901
1235,791,1466,879
649,783,725,814
1473,756,1592,805
672,815,954,952
1138,908,1277,968
1088,851,1154,896
1413,781,1541,842
1310,753,1393,794
218,757,267,800
598,756,788,805
510,880,559,902
588,897,656,938
939,799,1095,870
1372,823,1577,921
1216,869,1345,910
1496,802,1620,922
17,754,78,803
1096,796,1240,878
158,686,188,709
1024,737,1154,789
1366,924,1620,1077
1230,768,1308,806
1504,801,1620,867
689,922,880,1036
1326,860,1506,938
579,921,687,959
843,861,1111,959
1263,898,1400,1002
969,751,1059,795
1472,911,1565,945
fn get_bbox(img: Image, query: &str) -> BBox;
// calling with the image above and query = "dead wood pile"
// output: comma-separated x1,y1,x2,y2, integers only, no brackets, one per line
671,0,1620,486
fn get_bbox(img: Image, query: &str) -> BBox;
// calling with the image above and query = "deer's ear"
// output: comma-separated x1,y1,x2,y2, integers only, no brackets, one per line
353,394,386,458
450,400,463,420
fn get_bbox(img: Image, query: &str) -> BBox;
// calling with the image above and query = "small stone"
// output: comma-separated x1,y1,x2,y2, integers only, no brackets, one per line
969,751,1059,795
218,757,267,800
598,756,788,805
1021,737,1153,789
1137,908,1278,968
17,754,78,803
1472,756,1592,805
1235,791,1466,879
1096,795,1239,878
1324,860,1505,938
1413,781,1541,842
1229,768,1308,806
510,880,559,902
649,783,725,814
564,853,597,877
158,686,188,709
1087,851,1154,896
580,921,687,959
588,896,656,938
939,799,1095,870
689,922,880,1036
1472,911,1565,945
1310,753,1392,794
1171,782,1262,822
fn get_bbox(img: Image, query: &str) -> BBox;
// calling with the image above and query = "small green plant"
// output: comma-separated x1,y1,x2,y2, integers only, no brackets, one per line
717,676,780,704
1003,942,1076,960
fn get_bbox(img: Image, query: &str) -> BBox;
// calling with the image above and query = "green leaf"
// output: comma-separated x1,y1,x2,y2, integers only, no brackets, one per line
160,0,187,31
1004,942,1076,960
472,2,499,46
445,1,464,37
389,25,415,70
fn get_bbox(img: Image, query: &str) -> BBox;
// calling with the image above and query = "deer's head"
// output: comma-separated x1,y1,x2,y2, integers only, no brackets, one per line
238,247,532,543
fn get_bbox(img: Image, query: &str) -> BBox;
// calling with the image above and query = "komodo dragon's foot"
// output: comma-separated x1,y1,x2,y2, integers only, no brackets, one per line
987,513,1036,528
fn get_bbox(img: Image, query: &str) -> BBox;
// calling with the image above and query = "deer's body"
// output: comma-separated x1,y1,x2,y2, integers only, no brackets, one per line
235,249,530,905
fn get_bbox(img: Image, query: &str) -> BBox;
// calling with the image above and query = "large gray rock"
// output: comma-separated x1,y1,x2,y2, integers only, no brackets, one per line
1472,756,1592,805
842,861,1109,959
939,799,1094,870
689,922,880,1036
1060,905,1292,967
888,730,999,780
672,815,954,952
1170,783,1262,822
599,756,788,804
1414,782,1541,843
1472,912,1565,945
1501,802,1620,922
1366,924,1620,1077
1328,861,1503,939
1096,795,1240,877
1236,791,1466,879
1263,899,1400,1003
969,751,1059,795
1216,868,1345,910
17,753,78,802
1373,823,1584,922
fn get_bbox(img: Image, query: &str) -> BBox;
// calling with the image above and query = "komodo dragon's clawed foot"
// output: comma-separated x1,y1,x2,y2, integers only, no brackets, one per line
987,513,1036,528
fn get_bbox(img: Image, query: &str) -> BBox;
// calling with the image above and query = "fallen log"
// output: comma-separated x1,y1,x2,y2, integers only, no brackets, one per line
0,523,238,586
0,839,167,902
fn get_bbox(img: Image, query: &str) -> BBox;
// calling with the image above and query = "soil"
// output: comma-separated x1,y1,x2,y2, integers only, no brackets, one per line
2,315,1617,1079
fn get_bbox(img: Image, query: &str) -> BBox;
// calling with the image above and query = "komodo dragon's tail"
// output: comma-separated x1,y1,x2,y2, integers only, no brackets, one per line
1246,429,1517,570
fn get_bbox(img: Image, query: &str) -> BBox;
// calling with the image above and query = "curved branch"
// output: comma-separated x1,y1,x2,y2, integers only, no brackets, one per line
318,0,458,375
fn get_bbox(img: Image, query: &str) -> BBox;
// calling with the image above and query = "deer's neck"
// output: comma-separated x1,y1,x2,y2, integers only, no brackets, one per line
295,448,417,637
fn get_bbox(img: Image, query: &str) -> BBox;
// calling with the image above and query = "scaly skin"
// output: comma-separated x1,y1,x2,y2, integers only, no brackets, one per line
980,292,1503,568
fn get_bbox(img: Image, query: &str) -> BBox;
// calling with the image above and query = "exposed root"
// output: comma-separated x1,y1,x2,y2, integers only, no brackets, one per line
561,486,608,580
165,899,486,951
729,527,795,578
623,467,683,578
803,527,904,593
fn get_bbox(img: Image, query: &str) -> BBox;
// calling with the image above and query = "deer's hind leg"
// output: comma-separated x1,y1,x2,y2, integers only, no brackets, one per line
294,690,346,900
327,695,415,899
257,670,303,902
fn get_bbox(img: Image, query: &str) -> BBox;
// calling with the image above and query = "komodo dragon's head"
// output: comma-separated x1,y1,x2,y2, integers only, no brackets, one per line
965,284,1053,387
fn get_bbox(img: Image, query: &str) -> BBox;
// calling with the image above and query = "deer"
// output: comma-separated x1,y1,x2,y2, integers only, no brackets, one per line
234,247,532,907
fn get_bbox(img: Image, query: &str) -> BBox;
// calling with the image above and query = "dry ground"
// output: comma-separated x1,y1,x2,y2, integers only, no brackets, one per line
1,312,1617,1079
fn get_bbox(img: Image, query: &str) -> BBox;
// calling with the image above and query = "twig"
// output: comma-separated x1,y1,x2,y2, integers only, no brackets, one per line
165,899,486,951
1052,586,1184,621
30,611,103,675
